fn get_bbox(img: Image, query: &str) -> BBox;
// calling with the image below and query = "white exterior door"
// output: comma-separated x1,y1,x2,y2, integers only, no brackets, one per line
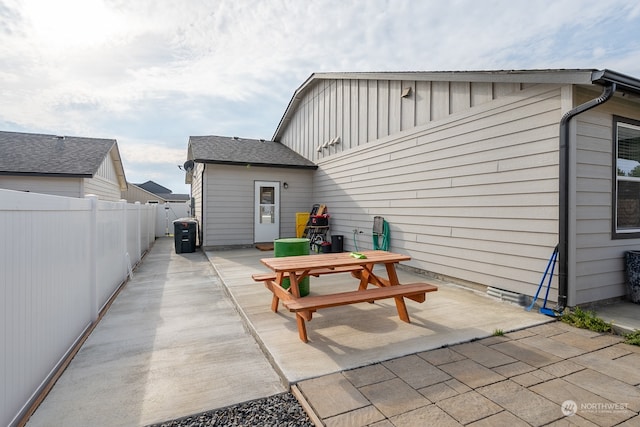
254,181,280,243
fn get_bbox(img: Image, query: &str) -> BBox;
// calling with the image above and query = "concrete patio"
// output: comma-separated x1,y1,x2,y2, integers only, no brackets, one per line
205,247,553,384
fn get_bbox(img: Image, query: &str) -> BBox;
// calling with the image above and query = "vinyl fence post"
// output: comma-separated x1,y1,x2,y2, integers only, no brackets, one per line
86,194,99,322
121,199,128,282
135,201,141,262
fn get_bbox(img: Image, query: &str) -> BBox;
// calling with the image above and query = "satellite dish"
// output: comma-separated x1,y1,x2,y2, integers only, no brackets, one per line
183,160,194,172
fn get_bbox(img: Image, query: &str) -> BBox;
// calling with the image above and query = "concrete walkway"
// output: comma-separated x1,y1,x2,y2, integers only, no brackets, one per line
25,238,640,426
25,238,285,427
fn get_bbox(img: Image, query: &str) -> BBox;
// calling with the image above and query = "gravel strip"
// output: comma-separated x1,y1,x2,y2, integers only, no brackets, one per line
147,392,314,427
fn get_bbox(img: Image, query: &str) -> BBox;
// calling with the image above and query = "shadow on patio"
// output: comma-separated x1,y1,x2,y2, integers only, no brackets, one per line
205,247,554,384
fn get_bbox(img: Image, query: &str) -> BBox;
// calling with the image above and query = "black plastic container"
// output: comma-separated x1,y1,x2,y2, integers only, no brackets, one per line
173,218,197,253
331,235,344,253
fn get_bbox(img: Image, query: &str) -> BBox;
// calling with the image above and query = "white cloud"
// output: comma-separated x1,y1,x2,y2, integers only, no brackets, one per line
120,140,186,165
118,138,189,193
1,0,640,192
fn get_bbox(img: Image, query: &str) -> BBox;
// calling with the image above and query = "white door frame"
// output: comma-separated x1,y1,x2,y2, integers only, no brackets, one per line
254,181,280,243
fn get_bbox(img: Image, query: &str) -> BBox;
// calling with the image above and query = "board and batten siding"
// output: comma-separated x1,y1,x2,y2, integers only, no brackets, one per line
201,164,313,247
311,83,563,299
278,78,533,162
573,90,640,304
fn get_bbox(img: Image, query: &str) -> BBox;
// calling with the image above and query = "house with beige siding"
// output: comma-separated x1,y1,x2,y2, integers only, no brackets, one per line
187,69,640,309
0,131,127,201
121,180,190,204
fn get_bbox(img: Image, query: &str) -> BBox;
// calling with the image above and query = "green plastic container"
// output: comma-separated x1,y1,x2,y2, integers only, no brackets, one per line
274,238,310,297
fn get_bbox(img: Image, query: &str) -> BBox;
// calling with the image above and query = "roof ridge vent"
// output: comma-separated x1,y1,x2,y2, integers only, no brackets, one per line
55,135,65,140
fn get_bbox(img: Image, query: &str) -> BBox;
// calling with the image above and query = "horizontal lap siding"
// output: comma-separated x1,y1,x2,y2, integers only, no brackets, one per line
574,93,640,304
204,165,312,246
83,176,121,201
0,176,82,198
315,85,562,298
84,153,122,201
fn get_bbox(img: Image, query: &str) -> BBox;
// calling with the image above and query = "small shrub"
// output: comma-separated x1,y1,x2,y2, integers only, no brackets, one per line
560,307,612,333
493,329,505,336
624,330,640,346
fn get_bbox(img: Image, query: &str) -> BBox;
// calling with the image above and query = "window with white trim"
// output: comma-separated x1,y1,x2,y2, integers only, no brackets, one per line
614,116,640,237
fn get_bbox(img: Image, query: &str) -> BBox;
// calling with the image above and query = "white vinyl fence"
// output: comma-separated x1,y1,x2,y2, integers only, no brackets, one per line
1,189,157,427
155,201,192,237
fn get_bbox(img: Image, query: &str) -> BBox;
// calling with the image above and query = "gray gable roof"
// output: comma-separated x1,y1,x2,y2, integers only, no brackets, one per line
158,192,190,202
189,135,317,169
136,180,173,194
0,130,118,177
132,180,190,201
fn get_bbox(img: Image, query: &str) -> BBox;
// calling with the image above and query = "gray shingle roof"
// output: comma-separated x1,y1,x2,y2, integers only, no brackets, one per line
0,131,117,176
157,192,190,202
136,180,173,194
189,135,317,169
132,181,190,201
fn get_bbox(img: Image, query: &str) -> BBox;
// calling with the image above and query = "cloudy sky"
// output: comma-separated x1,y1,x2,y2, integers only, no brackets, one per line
1,0,639,195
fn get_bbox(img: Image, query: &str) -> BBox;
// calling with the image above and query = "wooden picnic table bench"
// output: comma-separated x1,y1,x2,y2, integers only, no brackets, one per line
251,265,363,282
255,250,438,342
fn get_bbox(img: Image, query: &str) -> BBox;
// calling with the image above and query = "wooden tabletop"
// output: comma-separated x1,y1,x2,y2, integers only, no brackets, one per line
260,250,410,272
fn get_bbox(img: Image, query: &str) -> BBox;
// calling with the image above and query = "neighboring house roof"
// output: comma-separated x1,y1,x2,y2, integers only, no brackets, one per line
188,135,317,169
132,180,189,202
136,180,172,194
158,192,190,202
0,130,127,189
123,182,170,203
273,68,640,140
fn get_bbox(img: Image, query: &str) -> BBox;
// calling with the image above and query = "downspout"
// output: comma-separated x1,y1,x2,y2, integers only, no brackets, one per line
557,83,616,310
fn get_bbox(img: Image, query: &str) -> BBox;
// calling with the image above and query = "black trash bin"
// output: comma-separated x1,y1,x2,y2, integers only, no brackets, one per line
173,218,197,253
331,235,344,253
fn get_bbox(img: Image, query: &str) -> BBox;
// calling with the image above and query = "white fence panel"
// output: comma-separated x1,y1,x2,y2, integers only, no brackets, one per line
140,203,153,254
146,205,155,246
0,190,156,427
126,202,140,266
96,199,127,311
155,202,191,237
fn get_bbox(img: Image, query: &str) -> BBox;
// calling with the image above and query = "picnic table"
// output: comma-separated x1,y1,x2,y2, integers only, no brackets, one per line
252,250,438,342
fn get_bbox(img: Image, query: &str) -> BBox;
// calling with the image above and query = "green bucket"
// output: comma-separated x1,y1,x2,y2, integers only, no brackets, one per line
274,238,310,297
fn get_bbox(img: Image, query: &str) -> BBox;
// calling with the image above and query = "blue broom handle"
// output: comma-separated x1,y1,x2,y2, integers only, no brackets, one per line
541,246,559,306
527,245,558,311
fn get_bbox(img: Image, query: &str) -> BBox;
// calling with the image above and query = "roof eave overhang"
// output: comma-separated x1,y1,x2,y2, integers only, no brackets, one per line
193,159,318,170
108,142,128,191
0,171,93,178
272,73,318,141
